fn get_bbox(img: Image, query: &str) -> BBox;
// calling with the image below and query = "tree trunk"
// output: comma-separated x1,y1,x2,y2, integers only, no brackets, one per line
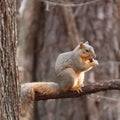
0,0,19,120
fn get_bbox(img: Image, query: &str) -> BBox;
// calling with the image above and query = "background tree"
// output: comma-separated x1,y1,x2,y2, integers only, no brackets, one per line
0,0,19,120
18,0,120,120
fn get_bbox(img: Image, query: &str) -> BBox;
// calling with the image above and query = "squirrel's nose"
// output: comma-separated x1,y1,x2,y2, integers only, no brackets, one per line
93,53,96,58
92,52,96,58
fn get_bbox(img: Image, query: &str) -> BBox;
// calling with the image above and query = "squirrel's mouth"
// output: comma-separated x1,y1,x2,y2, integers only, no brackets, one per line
89,58,94,62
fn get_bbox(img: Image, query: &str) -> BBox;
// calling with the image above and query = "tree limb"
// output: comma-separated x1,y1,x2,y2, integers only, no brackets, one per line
35,80,120,101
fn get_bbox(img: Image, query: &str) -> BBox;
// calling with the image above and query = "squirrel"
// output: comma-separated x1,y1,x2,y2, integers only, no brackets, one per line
20,41,98,120
55,41,98,92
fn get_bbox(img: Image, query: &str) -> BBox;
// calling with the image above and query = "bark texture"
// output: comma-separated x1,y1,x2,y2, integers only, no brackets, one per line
0,0,19,120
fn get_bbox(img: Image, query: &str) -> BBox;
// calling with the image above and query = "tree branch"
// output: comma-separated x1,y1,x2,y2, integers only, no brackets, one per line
35,80,120,101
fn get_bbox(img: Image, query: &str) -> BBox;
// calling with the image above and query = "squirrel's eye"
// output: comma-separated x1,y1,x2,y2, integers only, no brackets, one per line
86,49,89,52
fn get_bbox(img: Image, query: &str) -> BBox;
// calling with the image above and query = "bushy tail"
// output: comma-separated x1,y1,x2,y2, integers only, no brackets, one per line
20,82,60,120
21,82,60,98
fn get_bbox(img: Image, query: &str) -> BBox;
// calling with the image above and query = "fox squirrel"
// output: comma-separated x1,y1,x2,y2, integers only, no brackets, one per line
20,41,98,120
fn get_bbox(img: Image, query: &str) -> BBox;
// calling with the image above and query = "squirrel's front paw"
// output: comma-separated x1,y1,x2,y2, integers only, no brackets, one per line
90,59,99,66
93,59,99,66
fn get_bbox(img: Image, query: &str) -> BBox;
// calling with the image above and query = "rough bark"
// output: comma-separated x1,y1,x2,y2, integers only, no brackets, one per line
0,0,19,120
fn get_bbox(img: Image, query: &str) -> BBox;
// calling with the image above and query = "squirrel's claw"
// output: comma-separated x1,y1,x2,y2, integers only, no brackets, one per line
76,87,83,93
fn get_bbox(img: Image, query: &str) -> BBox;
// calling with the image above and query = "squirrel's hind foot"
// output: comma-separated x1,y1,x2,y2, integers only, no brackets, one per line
76,87,83,93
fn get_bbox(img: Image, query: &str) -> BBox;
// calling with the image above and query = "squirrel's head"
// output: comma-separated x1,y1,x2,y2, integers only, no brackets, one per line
74,41,96,60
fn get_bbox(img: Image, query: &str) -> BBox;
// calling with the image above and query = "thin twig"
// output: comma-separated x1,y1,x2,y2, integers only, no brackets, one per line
41,0,101,7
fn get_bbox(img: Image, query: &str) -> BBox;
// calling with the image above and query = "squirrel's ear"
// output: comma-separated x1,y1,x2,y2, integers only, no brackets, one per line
85,41,89,44
79,42,83,49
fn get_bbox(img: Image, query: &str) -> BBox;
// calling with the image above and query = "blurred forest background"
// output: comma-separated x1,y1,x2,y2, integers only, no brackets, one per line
17,0,120,120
